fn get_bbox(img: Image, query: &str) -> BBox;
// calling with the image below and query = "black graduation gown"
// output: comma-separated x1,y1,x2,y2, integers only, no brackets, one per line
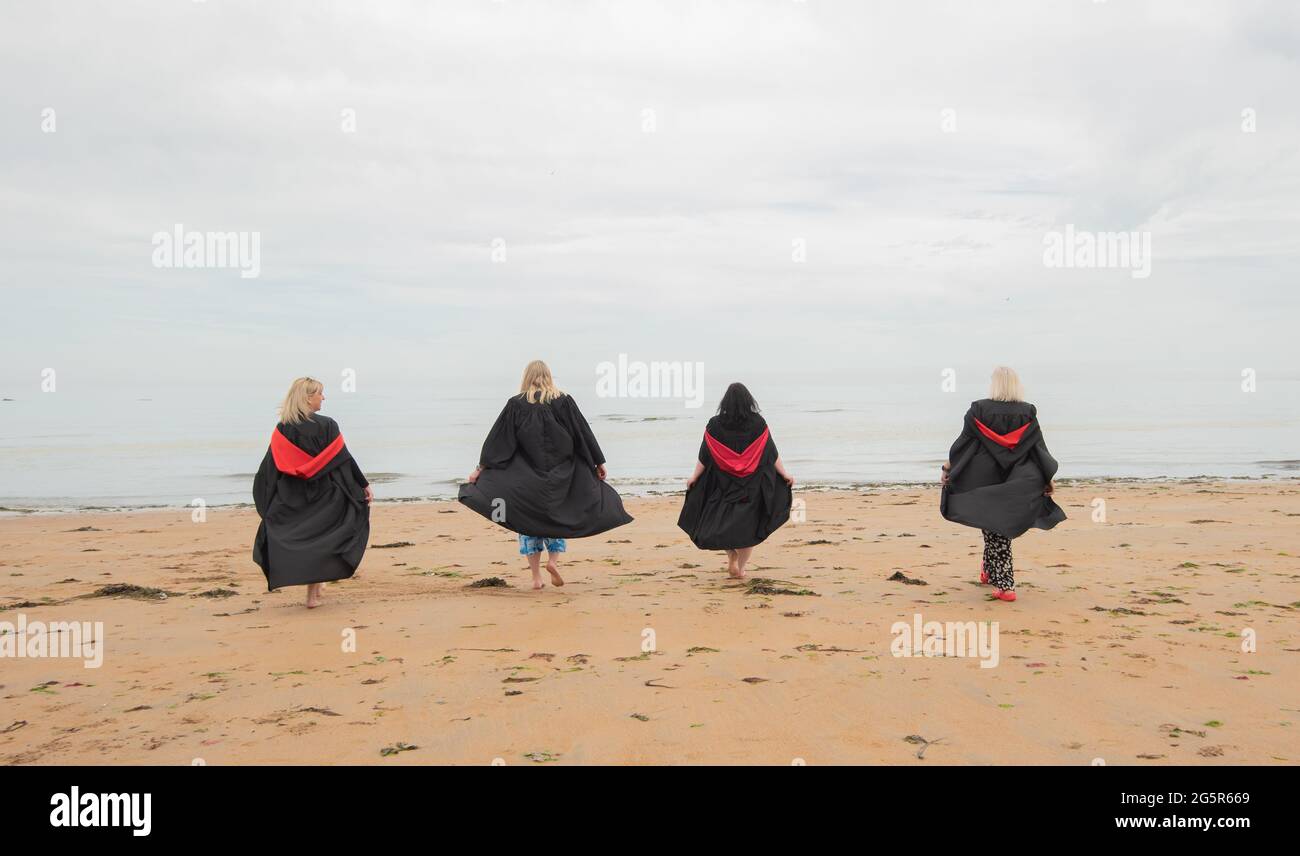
457,394,633,538
940,399,1066,539
677,414,792,550
252,415,370,590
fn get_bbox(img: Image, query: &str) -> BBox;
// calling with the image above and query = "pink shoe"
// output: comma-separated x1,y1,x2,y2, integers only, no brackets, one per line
990,588,1017,602
980,562,990,585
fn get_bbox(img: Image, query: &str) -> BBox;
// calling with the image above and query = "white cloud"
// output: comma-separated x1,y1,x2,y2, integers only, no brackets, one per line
1,0,1297,391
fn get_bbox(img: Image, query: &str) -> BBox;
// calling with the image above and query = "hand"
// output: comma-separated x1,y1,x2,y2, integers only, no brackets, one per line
364,485,374,504
783,472,795,487
467,467,481,484
596,464,607,480
941,464,950,486
1044,480,1055,496
686,475,698,489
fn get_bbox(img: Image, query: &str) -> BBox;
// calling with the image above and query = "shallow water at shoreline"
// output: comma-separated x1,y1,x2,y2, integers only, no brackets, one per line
3,377,1297,512
2,474,1296,517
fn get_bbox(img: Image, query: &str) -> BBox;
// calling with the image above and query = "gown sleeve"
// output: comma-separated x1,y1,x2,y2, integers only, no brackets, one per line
698,416,713,465
1031,429,1060,481
1025,404,1059,480
564,396,607,467
947,406,976,463
327,418,368,487
478,400,519,469
252,447,276,518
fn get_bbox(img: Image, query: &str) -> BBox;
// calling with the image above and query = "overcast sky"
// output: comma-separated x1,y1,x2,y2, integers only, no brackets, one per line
2,0,1297,399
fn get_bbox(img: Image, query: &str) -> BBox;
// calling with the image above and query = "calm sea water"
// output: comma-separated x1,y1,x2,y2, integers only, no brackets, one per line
1,375,1296,513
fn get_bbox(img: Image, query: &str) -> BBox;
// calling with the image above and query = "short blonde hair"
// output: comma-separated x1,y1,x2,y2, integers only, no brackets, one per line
519,360,564,404
988,366,1024,402
279,377,322,424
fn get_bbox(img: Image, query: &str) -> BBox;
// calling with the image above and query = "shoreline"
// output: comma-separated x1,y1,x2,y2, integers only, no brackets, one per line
3,474,1298,517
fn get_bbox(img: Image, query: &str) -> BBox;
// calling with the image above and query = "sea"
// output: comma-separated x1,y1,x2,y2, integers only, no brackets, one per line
1,373,1296,514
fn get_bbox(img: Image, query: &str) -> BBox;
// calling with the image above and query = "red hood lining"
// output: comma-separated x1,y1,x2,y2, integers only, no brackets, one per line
974,417,1031,450
270,428,345,478
704,427,770,477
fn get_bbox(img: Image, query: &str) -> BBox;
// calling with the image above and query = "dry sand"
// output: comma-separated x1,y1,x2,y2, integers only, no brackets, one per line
1,480,1297,765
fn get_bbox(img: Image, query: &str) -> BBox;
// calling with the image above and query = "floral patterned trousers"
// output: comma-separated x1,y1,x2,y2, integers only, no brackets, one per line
982,530,1014,591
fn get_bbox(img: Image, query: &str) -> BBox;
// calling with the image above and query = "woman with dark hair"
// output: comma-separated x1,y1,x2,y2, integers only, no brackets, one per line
677,383,794,579
940,367,1066,602
253,377,372,609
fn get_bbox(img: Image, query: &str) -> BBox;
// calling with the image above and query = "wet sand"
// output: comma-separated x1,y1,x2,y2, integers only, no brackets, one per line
1,480,1297,765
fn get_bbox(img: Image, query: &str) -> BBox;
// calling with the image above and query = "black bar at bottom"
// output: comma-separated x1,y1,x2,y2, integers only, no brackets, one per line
1,764,1284,841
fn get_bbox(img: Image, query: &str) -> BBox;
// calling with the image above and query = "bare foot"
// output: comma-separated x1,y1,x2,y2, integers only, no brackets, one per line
532,578,546,591
546,561,565,587
728,570,747,580
305,584,322,609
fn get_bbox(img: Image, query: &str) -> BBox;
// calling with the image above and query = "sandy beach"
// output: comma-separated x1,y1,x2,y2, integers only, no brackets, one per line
1,480,1296,766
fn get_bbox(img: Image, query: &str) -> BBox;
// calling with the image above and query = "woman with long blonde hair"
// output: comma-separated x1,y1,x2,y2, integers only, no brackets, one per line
940,367,1065,602
459,360,632,590
253,377,372,608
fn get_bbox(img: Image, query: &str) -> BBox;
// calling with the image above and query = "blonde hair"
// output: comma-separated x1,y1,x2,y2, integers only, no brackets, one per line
279,377,323,424
519,360,564,404
988,366,1025,402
